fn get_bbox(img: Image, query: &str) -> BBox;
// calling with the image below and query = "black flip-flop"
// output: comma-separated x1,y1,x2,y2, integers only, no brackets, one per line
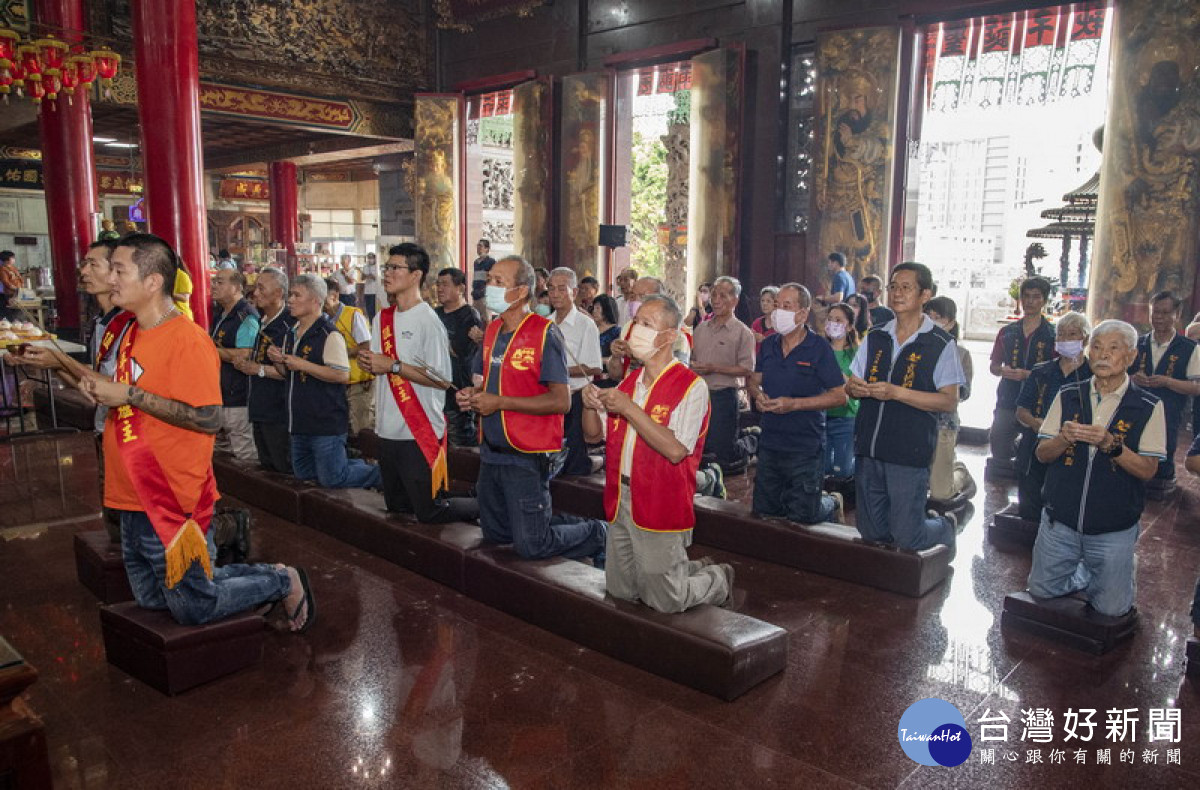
288,568,317,633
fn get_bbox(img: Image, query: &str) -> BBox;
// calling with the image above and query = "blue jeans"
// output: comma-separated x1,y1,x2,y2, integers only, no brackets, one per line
121,510,290,625
1028,514,1139,617
754,445,837,524
855,456,953,551
477,457,605,560
824,416,856,477
291,432,382,489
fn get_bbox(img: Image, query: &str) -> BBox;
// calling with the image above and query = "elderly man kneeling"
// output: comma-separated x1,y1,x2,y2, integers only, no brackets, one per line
1028,320,1166,617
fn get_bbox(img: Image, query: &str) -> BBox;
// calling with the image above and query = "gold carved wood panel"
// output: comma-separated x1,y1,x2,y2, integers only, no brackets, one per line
414,94,463,272
512,78,553,272
559,72,610,278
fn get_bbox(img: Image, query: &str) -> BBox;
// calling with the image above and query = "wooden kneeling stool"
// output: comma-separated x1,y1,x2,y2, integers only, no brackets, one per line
100,602,265,695
986,504,1040,548
1001,591,1137,655
73,529,134,603
984,456,1018,483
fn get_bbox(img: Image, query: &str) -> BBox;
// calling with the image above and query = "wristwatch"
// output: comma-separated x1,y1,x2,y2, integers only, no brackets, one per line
257,365,266,378
391,361,402,375
1104,432,1124,457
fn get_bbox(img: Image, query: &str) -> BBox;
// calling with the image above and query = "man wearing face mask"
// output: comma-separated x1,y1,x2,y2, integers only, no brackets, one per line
747,283,849,524
581,295,733,611
846,263,965,555
692,276,757,474
858,275,894,327
1015,312,1092,521
456,256,606,562
605,276,690,381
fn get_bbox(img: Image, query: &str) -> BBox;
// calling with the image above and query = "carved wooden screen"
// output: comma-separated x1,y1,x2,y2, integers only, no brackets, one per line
810,27,901,284
558,71,611,280
685,47,744,300
512,78,554,272
414,93,464,272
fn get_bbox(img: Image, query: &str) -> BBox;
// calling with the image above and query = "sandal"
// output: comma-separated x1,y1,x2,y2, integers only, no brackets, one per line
288,568,317,633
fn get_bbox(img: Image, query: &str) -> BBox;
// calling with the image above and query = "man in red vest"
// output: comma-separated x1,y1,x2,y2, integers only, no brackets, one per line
582,295,733,612
456,255,606,561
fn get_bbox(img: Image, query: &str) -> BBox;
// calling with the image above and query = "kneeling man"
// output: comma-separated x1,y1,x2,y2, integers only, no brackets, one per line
582,295,733,612
1028,320,1165,617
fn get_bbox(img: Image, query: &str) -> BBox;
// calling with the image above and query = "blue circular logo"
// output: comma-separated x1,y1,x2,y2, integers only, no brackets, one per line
898,698,973,767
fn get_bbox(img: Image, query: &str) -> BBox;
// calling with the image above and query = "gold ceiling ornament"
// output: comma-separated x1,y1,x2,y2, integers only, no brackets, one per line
433,0,549,32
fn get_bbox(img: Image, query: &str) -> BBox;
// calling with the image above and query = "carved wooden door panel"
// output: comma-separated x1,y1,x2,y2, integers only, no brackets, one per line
558,71,612,282
414,93,465,272
512,77,554,273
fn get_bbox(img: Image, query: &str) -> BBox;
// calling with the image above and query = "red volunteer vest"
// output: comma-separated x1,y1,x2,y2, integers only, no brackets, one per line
481,312,563,453
604,360,710,532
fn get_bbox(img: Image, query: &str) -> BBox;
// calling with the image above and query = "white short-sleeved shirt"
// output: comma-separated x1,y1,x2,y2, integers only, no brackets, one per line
1148,331,1200,378
1037,374,1167,460
554,305,603,391
370,302,451,442
332,268,357,293
617,361,709,477
850,314,966,390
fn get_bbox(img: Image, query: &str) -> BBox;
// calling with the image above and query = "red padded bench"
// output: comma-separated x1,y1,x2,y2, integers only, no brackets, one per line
212,453,312,524
73,529,133,603
1001,591,1137,655
100,602,265,695
463,547,787,700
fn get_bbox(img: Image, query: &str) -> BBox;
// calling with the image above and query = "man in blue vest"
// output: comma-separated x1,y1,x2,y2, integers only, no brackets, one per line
267,274,381,489
988,277,1056,472
209,268,259,461
1128,291,1200,482
233,267,295,473
846,262,965,554
1029,320,1166,617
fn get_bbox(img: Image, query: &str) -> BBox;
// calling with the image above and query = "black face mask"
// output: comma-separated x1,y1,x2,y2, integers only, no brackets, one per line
861,290,876,303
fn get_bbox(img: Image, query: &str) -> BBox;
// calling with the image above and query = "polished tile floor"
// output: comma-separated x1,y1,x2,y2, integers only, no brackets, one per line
2,431,1199,789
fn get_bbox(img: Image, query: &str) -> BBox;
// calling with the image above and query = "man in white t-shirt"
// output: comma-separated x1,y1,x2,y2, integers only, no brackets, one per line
361,251,384,320
548,267,602,476
358,243,479,523
332,254,358,308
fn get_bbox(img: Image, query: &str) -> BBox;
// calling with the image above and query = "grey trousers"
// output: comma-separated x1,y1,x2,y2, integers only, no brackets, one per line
989,406,1021,467
605,483,729,613
216,406,257,462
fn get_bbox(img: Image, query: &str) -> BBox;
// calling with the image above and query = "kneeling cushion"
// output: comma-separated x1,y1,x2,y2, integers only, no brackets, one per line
74,529,133,603
1001,591,1137,655
987,504,1039,548
463,547,787,701
100,602,264,695
212,454,311,523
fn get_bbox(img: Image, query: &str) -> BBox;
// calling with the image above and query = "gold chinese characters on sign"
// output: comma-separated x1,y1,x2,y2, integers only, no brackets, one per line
812,26,900,282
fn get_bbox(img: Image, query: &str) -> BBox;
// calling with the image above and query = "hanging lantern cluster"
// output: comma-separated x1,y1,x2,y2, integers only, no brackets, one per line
0,26,118,112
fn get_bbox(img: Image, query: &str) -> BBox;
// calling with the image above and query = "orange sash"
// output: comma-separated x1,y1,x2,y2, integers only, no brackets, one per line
380,306,448,498
113,322,217,588
94,310,135,371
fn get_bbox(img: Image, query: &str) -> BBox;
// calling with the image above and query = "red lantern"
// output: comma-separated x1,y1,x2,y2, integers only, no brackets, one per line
69,54,95,88
9,57,24,96
35,37,67,72
0,28,19,67
17,44,41,78
89,47,120,96
42,68,61,107
0,69,12,102
59,63,78,103
25,72,45,107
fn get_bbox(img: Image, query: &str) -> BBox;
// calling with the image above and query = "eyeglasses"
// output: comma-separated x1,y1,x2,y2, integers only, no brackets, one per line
382,264,412,273
886,282,918,294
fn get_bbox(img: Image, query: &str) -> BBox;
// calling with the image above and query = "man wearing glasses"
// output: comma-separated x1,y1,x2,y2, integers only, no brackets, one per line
846,262,965,555
209,268,260,461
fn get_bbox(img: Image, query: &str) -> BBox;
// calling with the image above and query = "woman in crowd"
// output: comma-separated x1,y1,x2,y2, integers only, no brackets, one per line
590,293,621,388
751,285,779,353
845,293,872,337
823,302,859,479
924,296,976,501
685,281,713,329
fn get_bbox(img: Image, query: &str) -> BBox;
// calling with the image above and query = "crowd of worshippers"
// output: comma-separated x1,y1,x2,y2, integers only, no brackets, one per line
11,236,1200,633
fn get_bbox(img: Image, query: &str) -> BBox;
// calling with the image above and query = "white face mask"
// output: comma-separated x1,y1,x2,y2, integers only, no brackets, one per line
628,322,666,361
1056,340,1084,359
825,321,847,339
772,308,798,335
534,303,552,317
485,284,514,314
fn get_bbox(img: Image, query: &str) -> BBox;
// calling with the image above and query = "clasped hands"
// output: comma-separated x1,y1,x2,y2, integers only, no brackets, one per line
581,383,633,417
846,375,899,401
266,345,305,371
1059,420,1113,449
754,391,794,413
454,383,502,416
1131,372,1169,389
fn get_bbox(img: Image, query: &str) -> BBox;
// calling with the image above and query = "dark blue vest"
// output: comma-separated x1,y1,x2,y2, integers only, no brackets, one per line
247,308,295,425
1129,332,1196,427
285,315,348,437
1042,380,1159,534
854,324,954,468
210,298,258,408
995,317,1056,407
1020,358,1092,421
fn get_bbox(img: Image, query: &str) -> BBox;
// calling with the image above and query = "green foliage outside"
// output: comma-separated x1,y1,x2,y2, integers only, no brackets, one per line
627,90,690,281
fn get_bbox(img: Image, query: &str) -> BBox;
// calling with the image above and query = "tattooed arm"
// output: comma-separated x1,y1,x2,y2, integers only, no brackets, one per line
81,377,222,434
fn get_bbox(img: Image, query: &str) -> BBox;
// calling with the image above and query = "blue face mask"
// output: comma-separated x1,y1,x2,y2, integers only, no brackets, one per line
534,303,552,317
485,284,514,314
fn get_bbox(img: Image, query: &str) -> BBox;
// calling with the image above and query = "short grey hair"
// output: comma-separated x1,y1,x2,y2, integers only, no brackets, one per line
759,285,779,298
497,254,535,293
1091,319,1138,350
636,276,664,295
1055,311,1091,338
548,267,577,289
713,275,742,299
776,282,812,310
293,273,327,303
258,266,288,294
641,294,683,329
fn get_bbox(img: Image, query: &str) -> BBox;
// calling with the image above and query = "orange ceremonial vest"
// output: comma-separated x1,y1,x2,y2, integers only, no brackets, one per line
481,312,564,453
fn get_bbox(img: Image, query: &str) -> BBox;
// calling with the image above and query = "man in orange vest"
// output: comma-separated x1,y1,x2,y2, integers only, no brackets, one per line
456,255,606,561
582,295,733,612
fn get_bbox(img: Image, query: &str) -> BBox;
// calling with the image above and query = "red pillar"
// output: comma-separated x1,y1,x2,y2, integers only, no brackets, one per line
131,0,210,327
268,161,298,277
36,0,96,334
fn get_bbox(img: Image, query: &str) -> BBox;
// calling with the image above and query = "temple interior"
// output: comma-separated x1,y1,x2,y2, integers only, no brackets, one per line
2,0,1200,788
